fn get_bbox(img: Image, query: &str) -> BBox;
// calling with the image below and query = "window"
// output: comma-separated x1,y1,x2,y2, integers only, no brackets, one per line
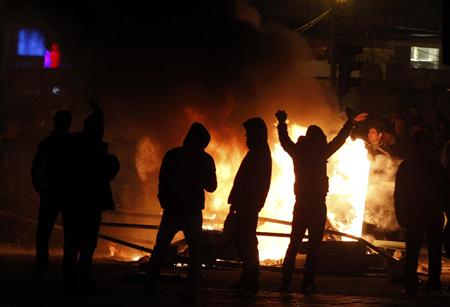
17,28,46,56
410,47,439,62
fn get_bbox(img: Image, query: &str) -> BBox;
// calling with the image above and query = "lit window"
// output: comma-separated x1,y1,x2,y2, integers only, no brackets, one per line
17,28,46,56
410,47,439,62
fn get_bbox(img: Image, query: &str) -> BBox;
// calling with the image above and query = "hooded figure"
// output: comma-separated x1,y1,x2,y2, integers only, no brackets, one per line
148,122,217,302
227,117,272,292
394,131,447,295
275,110,367,293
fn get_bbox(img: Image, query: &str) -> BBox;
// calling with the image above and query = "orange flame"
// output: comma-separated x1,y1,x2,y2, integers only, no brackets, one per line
204,122,371,262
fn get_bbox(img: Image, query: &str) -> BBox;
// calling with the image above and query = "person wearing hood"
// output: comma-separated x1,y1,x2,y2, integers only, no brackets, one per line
227,117,272,292
31,110,73,280
394,131,448,296
61,101,120,293
275,109,367,293
147,122,217,301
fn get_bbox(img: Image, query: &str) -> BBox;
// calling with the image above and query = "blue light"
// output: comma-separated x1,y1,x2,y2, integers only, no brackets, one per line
17,28,46,56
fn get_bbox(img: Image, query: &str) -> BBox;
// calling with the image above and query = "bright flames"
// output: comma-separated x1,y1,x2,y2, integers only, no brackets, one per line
205,122,371,262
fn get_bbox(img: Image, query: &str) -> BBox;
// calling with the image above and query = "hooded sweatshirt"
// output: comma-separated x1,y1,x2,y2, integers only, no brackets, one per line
158,123,217,216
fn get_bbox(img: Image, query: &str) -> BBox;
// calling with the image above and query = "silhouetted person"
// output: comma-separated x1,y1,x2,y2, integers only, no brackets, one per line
62,102,120,293
227,117,272,292
147,122,217,302
276,110,367,293
31,110,72,279
394,131,448,296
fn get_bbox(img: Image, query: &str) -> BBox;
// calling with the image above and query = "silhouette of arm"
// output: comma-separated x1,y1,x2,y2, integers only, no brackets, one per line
393,161,409,228
325,120,353,158
277,123,296,156
203,154,217,193
157,151,173,209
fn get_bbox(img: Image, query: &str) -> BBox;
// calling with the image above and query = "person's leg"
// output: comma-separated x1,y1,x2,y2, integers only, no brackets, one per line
426,215,444,291
233,211,259,289
301,207,326,291
281,208,308,287
35,196,59,275
78,210,102,289
405,227,424,295
61,209,79,289
147,214,179,292
182,214,203,295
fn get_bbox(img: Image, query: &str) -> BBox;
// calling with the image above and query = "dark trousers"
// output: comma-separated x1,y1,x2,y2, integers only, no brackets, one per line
35,197,59,274
282,195,326,287
233,211,259,286
405,216,444,293
61,208,102,286
148,213,203,292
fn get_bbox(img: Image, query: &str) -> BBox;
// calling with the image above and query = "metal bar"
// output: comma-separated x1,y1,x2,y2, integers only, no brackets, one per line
98,233,153,254
102,222,159,230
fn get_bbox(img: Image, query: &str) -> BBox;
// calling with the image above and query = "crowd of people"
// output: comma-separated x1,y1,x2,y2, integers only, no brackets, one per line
31,102,450,303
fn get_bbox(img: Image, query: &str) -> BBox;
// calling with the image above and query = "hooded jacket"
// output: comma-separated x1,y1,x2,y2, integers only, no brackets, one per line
277,120,354,198
228,118,272,212
158,123,217,216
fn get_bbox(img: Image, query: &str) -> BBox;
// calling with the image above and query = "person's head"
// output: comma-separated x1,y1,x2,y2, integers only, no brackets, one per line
382,124,396,146
367,124,383,145
412,130,434,157
302,125,327,148
243,117,268,150
183,122,211,150
53,110,72,132
83,105,104,140
394,116,407,136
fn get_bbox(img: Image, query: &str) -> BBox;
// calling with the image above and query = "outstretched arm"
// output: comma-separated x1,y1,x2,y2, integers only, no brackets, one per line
276,110,296,155
326,112,368,158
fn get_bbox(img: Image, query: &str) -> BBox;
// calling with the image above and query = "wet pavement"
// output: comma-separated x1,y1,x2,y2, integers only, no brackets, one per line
1,247,450,306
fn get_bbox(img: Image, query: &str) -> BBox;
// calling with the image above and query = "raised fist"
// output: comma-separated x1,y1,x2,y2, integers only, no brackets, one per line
275,110,287,123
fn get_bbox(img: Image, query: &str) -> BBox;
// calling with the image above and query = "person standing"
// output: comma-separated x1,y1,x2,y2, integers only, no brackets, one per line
394,131,448,296
31,110,73,280
276,110,367,293
228,117,272,292
147,122,217,302
62,102,120,293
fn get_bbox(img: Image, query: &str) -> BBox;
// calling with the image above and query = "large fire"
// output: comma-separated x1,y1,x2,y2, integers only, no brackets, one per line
120,121,372,264
204,122,371,262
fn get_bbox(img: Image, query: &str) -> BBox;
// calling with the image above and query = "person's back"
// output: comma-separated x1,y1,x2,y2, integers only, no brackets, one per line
31,110,72,278
394,130,447,295
148,122,216,302
158,124,217,216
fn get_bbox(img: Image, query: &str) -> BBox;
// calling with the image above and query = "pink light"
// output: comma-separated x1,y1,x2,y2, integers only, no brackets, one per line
43,43,61,69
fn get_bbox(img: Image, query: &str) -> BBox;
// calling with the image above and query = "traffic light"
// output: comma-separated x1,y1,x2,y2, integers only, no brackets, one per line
336,41,362,96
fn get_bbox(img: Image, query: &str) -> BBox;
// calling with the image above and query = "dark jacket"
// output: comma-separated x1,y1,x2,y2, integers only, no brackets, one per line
158,123,217,216
394,156,447,228
70,132,120,211
31,131,73,201
277,120,353,197
228,118,272,213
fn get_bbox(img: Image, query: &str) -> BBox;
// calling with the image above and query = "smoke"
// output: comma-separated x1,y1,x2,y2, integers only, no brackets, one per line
364,155,401,231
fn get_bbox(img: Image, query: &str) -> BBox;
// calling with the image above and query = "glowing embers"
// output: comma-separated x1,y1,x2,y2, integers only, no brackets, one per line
44,43,61,69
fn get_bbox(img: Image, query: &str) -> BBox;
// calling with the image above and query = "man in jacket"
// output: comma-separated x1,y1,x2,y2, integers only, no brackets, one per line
31,110,73,279
62,102,120,293
228,117,272,292
147,122,217,301
394,131,447,296
276,110,367,293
